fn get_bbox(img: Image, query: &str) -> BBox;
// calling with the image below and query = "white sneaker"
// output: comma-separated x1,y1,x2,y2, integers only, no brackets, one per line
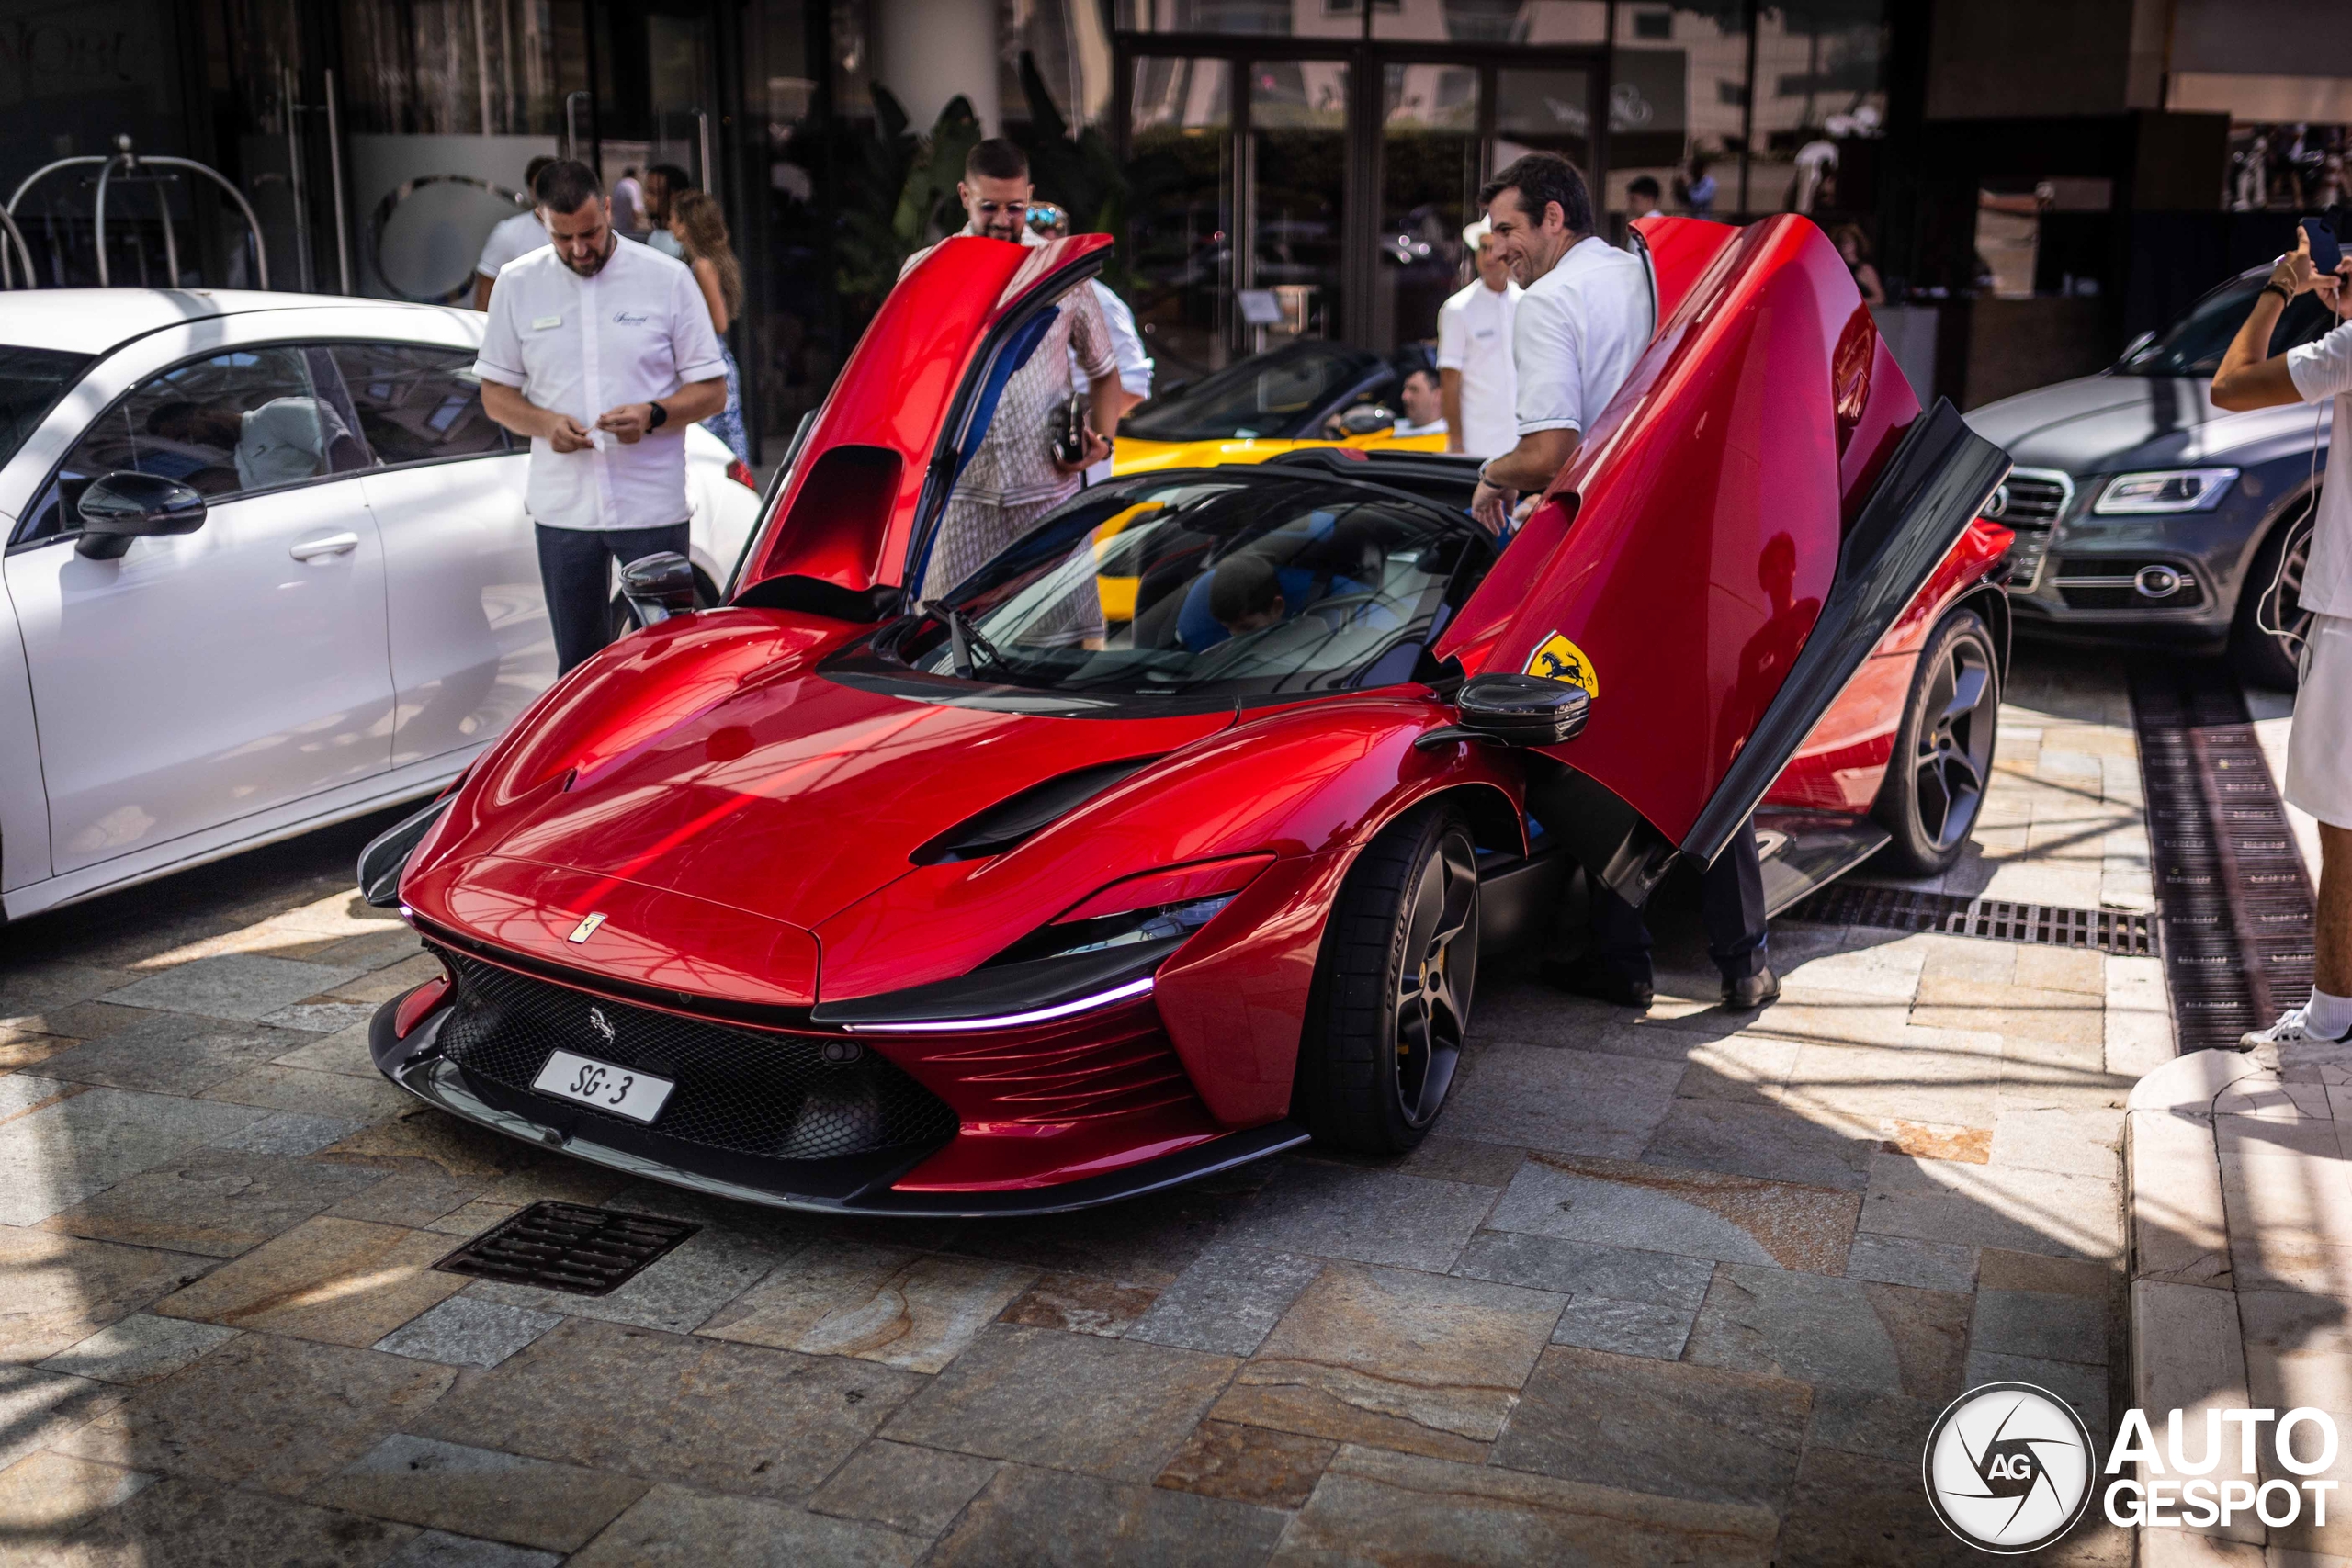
2241,1008,2352,1049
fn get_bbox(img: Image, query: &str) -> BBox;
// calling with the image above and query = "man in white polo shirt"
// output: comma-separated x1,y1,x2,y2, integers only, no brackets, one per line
2213,224,2352,1048
1473,151,1777,1014
476,159,728,673
472,154,555,311
1435,219,1520,458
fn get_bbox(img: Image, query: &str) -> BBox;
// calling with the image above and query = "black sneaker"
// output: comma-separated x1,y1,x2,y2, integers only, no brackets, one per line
1721,967,1780,1010
1542,957,1655,1010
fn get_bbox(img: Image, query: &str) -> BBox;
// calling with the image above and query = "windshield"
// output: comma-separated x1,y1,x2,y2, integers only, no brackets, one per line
869,474,1488,701
0,346,90,471
1125,342,1386,442
2117,274,2338,378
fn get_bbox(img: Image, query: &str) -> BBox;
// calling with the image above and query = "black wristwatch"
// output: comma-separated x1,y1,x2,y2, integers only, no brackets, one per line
647,400,669,430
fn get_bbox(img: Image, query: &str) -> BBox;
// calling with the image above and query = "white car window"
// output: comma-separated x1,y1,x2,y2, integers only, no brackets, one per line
17,345,362,545
332,343,510,467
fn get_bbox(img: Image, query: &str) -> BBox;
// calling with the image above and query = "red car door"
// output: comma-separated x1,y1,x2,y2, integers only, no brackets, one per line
1435,216,2007,888
732,233,1114,612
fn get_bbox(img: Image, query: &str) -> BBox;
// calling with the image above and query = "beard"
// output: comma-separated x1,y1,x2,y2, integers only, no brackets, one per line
560,233,616,276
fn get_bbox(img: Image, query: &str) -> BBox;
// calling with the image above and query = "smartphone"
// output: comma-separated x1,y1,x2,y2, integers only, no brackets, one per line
2304,217,2343,275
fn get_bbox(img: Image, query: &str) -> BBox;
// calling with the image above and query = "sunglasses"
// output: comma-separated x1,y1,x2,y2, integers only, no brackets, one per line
972,199,1030,218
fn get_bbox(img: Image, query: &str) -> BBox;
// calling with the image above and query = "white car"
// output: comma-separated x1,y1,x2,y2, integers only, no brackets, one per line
0,289,761,920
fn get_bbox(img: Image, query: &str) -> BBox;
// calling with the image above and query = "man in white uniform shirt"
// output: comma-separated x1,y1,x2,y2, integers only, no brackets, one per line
1475,151,1777,1012
476,160,729,673
2213,226,2352,1047
1435,220,1520,458
472,155,556,310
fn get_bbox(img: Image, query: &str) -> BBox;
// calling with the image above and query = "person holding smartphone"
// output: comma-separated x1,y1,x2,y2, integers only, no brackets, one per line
2213,222,2352,1046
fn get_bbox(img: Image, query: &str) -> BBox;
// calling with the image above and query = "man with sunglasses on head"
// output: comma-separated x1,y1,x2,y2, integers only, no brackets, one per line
898,141,1125,610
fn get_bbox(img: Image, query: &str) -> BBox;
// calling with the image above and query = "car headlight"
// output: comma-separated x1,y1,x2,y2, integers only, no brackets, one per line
2092,468,2238,514
994,852,1276,967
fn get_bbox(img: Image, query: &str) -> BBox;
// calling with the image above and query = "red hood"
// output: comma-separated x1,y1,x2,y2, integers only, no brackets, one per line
403,610,1233,1003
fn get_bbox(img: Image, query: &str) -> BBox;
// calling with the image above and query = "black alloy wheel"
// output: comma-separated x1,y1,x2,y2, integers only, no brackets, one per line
1297,806,1481,1154
1873,608,2002,876
2233,498,2315,693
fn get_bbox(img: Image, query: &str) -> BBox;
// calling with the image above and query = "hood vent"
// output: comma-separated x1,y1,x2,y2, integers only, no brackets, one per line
910,757,1163,865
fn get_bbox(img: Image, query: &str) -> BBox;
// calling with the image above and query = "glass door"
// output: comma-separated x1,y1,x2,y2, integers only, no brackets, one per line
1125,56,1234,380
1243,58,1351,353
1375,60,1481,351
1493,64,1595,175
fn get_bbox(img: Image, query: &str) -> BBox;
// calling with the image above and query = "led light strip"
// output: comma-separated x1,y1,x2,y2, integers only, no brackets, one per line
842,976,1157,1034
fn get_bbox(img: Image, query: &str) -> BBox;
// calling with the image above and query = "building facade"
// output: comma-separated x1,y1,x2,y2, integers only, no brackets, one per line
2,0,2346,451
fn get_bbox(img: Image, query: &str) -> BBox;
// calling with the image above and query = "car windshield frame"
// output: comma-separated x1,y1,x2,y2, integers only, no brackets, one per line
0,345,93,477
2115,272,2339,378
1123,342,1389,443
825,468,1492,716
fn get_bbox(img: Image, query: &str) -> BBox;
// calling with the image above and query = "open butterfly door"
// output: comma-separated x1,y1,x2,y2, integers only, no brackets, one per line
1434,216,2008,900
730,233,1113,618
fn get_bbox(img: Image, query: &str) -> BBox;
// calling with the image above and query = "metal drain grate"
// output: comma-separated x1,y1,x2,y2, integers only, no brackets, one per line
1783,884,2157,955
435,1201,698,1296
2131,660,2316,1052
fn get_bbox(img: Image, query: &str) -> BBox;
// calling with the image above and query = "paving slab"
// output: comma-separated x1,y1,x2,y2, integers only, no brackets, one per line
306,1433,650,1553
808,1438,1002,1539
37,1313,241,1386
1491,1346,1811,1513
41,1145,385,1257
1452,1230,1717,1307
570,1483,927,1567
1000,1271,1159,1337
47,1473,421,1566
1126,1244,1325,1356
0,1361,130,1471
0,1223,215,1363
883,1323,1238,1483
1272,1443,1779,1566
55,1331,456,1495
103,953,367,1021
1213,1262,1564,1461
1685,1265,1971,1400
0,1081,267,1225
1154,1419,1337,1511
696,1240,1035,1371
29,1010,311,1096
0,1448,156,1540
413,1316,922,1496
385,1531,563,1568
928,1462,1288,1567
1440,1040,1687,1156
151,1214,469,1345
1487,1151,1860,1273
465,1223,795,1337
373,1295,563,1370
1215,1161,1496,1271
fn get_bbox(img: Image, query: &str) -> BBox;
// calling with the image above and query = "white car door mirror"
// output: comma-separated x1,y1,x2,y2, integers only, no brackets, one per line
75,471,208,560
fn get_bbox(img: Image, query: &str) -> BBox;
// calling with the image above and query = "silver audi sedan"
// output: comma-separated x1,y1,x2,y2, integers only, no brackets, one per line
1965,265,2338,688
0,289,759,921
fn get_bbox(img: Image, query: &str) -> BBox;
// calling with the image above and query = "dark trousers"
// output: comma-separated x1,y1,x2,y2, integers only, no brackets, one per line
1591,819,1769,984
537,521,691,675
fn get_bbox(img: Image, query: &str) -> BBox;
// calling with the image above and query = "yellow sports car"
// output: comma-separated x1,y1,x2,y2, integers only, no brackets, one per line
1101,343,1450,618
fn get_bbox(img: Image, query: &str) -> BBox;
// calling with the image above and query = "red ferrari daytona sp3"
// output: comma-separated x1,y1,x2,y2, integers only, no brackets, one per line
362,215,2015,1215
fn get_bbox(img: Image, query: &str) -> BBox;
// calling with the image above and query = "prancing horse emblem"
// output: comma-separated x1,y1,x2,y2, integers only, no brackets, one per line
567,911,607,944
587,1006,616,1046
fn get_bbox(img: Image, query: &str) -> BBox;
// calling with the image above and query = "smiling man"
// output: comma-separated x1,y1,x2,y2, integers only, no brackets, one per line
476,159,728,673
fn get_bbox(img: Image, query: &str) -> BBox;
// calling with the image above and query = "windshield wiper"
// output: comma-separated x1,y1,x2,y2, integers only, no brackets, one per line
927,602,1007,681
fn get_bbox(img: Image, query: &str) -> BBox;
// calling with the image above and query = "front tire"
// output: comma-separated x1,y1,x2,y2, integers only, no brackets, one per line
1872,608,2002,877
1298,806,1480,1154
2233,498,2315,693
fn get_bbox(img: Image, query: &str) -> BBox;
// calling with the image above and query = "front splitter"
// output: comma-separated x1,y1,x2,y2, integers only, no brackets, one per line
368,990,1307,1218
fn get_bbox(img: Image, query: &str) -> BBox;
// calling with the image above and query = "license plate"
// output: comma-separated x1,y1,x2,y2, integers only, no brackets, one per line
532,1049,675,1124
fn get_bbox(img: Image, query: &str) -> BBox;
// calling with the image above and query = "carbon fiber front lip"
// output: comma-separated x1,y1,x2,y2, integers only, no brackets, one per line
368,992,1307,1218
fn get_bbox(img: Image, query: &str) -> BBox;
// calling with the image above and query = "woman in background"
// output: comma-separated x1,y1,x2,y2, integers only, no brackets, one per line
670,190,752,466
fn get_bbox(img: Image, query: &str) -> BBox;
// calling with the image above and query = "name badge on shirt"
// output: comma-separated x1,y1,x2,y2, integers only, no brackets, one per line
531,313,562,330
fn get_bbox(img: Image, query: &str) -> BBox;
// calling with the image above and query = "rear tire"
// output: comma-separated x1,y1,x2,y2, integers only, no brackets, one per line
1871,608,2002,878
2232,499,2315,693
1297,806,1480,1155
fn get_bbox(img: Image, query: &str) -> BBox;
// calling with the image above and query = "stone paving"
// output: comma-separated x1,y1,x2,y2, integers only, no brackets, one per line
0,646,2165,1565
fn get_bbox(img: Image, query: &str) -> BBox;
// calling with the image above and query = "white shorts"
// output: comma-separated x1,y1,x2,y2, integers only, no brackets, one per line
2287,612,2352,829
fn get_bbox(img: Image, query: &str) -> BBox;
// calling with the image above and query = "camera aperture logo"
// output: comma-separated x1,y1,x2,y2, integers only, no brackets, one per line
1923,1383,2096,1553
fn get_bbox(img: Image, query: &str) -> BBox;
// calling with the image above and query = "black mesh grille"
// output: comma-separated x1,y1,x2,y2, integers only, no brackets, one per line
429,944,958,1162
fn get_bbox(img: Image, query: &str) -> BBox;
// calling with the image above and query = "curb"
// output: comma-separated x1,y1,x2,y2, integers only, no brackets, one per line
2121,1047,2271,1558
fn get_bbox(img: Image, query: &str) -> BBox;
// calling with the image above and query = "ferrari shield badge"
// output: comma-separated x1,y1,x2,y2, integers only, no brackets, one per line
567,912,608,944
1523,633,1600,698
